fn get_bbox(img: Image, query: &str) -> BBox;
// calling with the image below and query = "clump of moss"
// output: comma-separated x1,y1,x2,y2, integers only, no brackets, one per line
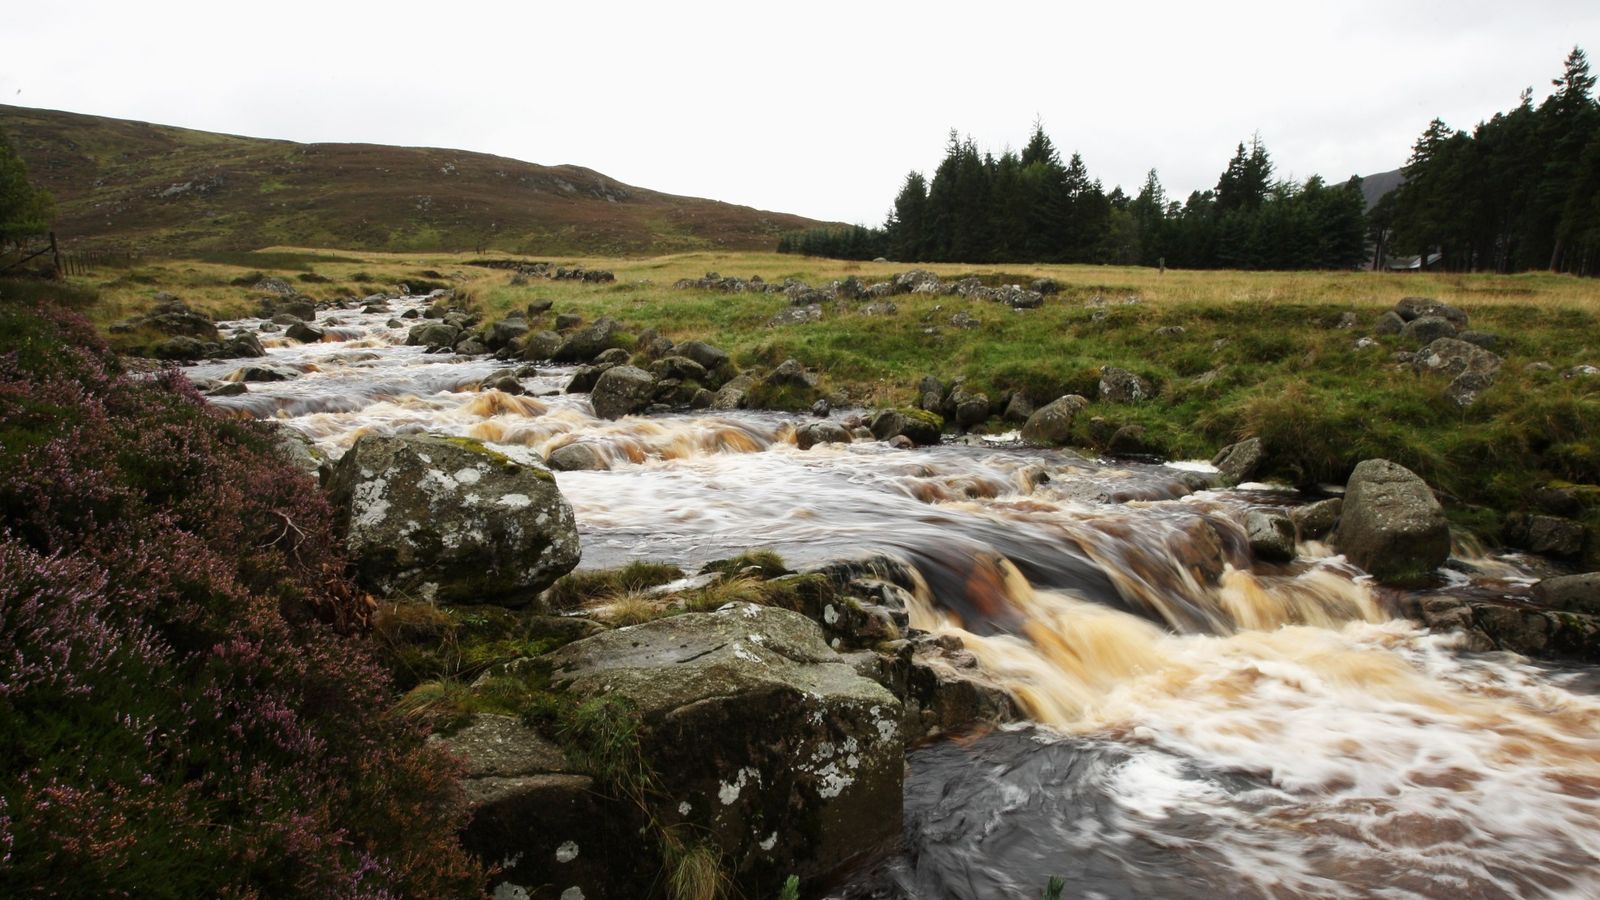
700,549,789,579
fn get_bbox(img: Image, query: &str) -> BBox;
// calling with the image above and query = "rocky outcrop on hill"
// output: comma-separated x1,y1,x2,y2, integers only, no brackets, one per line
325,434,579,604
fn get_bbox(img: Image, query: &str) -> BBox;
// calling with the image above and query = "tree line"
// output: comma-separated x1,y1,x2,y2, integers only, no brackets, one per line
1378,46,1600,275
779,125,1366,270
780,46,1600,275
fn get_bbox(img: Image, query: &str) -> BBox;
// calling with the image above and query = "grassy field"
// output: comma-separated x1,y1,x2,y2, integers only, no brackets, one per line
30,247,1600,549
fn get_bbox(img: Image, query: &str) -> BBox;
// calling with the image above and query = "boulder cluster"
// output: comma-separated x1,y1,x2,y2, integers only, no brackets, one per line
508,262,615,284
109,294,266,361
674,269,1056,326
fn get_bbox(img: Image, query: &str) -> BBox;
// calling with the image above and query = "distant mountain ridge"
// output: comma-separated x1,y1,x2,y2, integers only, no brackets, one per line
1359,167,1404,209
0,104,836,255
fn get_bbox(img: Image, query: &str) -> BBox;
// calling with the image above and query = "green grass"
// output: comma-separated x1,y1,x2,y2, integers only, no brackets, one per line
69,248,1600,550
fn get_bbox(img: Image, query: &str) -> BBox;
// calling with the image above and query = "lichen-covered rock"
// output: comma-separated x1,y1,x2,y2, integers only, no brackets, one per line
1395,296,1468,327
589,365,656,419
1289,497,1343,540
406,323,457,349
675,339,729,372
1531,573,1600,616
483,317,530,350
711,373,754,410
1212,436,1265,486
545,604,905,893
1245,509,1295,562
555,316,629,362
1098,366,1152,403
439,715,650,900
1400,315,1458,345
1415,595,1599,661
1504,513,1586,558
1020,395,1088,446
796,421,853,450
1375,310,1405,334
518,329,563,362
326,434,579,604
1332,459,1450,586
546,442,610,472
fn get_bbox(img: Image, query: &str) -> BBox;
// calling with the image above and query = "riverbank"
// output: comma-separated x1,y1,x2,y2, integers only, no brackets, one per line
58,248,1600,560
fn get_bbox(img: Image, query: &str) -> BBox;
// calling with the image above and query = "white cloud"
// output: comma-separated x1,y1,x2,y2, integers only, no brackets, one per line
4,0,1597,225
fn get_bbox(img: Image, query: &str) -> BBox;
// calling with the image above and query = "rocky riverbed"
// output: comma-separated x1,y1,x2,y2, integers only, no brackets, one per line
174,289,1600,899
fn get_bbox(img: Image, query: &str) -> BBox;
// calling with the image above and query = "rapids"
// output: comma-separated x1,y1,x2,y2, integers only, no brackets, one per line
186,296,1600,899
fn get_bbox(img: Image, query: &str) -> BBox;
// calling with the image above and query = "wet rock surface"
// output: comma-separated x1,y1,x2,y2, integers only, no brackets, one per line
326,433,580,604
544,603,906,891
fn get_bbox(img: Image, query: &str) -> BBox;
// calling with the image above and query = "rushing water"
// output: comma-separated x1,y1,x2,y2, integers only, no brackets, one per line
186,297,1600,899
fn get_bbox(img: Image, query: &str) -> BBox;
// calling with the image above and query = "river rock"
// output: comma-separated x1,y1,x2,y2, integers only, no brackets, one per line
441,715,649,900
1332,459,1450,586
649,355,708,384
453,337,488,356
1245,510,1296,561
675,339,730,373
406,322,457,349
284,321,325,344
797,421,853,450
1289,497,1343,540
949,387,991,430
590,365,656,419
544,603,904,893
711,373,754,410
221,332,266,358
1098,366,1152,403
1020,395,1088,446
1003,392,1035,423
870,408,943,446
1416,595,1599,661
151,336,210,361
483,317,530,350
1401,315,1458,345
1212,437,1265,486
326,433,580,605
1503,513,1586,558
555,316,628,362
564,363,614,394
519,329,563,361
546,442,610,472
1531,573,1600,616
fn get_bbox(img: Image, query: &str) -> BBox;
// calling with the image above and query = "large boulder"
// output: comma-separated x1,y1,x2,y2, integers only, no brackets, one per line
589,365,656,419
120,299,220,342
544,604,905,892
1531,573,1600,616
483,317,530,350
796,421,853,450
869,408,943,446
675,339,730,372
554,316,628,363
1020,395,1089,446
325,434,580,604
519,329,564,362
1504,513,1586,558
1332,459,1450,586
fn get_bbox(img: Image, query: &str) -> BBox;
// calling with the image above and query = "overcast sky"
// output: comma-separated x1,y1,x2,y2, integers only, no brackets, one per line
5,1,1598,225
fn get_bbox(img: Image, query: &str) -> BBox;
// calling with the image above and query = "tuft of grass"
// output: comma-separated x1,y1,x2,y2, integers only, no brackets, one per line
778,874,801,900
681,575,768,612
544,561,685,610
700,549,789,580
664,841,731,900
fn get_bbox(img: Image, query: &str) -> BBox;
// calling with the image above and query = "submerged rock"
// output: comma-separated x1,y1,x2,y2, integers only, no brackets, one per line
589,365,656,419
326,434,579,605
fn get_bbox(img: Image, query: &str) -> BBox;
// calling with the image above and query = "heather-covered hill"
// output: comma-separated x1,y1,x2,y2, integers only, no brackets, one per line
0,104,836,256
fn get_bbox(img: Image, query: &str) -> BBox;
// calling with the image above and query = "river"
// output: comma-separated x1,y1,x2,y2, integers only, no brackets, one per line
184,295,1600,899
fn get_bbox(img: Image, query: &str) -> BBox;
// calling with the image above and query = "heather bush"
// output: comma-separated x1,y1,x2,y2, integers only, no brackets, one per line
0,301,483,897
